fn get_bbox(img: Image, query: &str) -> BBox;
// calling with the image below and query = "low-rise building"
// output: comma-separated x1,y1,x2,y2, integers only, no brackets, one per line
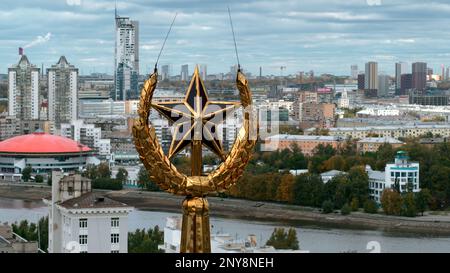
320,170,347,183
322,124,450,139
44,172,133,253
0,224,38,253
357,137,404,153
261,134,343,156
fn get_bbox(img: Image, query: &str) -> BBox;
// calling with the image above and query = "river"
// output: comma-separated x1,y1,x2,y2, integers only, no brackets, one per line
1,197,450,253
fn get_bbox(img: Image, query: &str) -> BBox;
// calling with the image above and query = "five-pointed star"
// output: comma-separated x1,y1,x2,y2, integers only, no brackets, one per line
151,66,240,160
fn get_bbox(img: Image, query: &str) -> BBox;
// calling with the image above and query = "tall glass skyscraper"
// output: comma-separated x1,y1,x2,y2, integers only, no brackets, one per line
114,9,139,101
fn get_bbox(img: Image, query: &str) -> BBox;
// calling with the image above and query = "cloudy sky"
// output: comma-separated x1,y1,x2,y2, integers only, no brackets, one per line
1,0,450,76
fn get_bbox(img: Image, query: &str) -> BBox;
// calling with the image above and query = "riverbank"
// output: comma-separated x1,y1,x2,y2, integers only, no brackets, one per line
1,183,450,236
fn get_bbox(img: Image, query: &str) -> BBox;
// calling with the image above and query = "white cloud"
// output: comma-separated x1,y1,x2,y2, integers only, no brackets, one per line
66,0,81,6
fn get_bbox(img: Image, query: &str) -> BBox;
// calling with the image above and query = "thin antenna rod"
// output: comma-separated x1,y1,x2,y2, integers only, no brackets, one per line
228,6,240,70
155,13,178,71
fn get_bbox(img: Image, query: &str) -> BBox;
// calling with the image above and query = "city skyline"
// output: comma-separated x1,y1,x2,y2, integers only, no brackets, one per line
1,0,450,76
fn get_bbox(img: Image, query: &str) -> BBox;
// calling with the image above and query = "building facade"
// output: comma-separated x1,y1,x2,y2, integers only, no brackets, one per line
115,12,139,101
261,134,343,156
8,55,40,120
181,64,189,81
299,102,335,129
364,62,378,96
357,137,404,153
45,172,133,253
324,124,450,139
412,62,427,93
47,56,78,128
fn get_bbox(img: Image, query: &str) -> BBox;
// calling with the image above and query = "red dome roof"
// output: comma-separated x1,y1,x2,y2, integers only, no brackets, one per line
0,133,92,154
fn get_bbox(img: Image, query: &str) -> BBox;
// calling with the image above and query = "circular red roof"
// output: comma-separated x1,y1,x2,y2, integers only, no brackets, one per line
0,133,91,154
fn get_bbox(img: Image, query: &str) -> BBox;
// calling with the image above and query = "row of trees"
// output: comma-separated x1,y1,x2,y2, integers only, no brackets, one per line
237,140,450,211
128,226,164,253
82,162,128,190
228,166,375,213
381,189,432,217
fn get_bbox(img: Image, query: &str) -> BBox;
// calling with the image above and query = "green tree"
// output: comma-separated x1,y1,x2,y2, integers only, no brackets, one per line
97,162,111,178
22,166,32,182
341,204,351,215
137,167,160,191
363,200,378,214
347,166,369,206
265,228,299,250
321,200,334,214
292,173,324,207
92,178,123,190
116,168,128,184
12,216,48,252
128,226,164,253
35,175,44,183
402,192,417,217
381,189,403,216
350,197,359,211
415,189,432,216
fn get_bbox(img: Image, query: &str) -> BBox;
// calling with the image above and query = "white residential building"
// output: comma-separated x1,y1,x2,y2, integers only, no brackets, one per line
44,171,133,253
385,151,420,193
47,56,78,128
8,55,40,120
366,165,386,203
367,151,420,204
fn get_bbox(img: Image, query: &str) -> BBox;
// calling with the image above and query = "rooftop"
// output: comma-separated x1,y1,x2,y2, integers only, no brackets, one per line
0,132,91,154
326,124,450,132
320,170,347,176
358,137,404,144
59,192,130,210
266,134,343,141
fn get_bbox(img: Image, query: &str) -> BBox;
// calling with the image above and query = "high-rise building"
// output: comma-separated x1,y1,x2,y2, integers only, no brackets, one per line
8,55,40,120
114,10,139,101
200,64,207,81
357,74,365,90
378,74,390,97
400,74,413,96
395,62,408,95
161,65,170,81
181,64,189,81
364,62,378,96
47,56,78,128
412,62,427,92
351,65,358,79
446,67,450,81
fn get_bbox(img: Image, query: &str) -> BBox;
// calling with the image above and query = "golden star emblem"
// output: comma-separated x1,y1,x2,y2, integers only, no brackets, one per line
151,66,240,162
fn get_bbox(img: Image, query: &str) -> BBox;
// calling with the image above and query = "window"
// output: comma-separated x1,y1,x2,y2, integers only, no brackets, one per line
111,218,119,227
111,234,120,244
79,218,87,229
79,235,88,245
111,250,119,253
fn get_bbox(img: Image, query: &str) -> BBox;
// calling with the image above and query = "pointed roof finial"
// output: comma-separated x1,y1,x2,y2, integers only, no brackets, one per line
115,0,118,18
194,65,200,75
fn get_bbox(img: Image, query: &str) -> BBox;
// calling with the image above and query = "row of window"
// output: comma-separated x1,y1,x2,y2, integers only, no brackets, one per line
79,217,120,228
78,234,120,246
